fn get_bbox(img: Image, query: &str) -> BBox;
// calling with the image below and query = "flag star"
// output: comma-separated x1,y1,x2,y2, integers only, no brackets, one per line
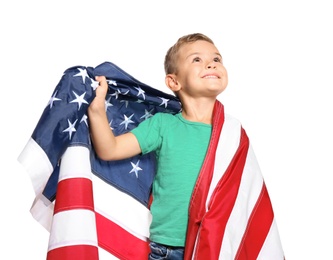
63,119,77,140
140,109,154,120
117,89,129,95
70,91,89,110
105,96,113,111
109,119,114,130
73,68,89,83
159,97,169,108
110,91,119,99
48,91,61,109
135,87,145,100
129,160,142,178
80,114,88,126
91,79,99,91
120,100,129,108
120,114,135,129
107,79,117,86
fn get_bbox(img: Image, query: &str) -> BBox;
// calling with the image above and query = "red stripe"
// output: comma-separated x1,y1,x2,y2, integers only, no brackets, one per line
96,212,150,259
235,184,274,260
185,101,224,259
193,128,249,259
47,245,99,260
54,178,94,213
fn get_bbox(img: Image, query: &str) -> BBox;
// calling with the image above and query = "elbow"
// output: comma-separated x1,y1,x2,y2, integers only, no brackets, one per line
93,149,115,161
97,155,112,161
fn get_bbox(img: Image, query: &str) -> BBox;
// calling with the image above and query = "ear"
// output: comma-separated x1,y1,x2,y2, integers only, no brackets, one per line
165,74,181,92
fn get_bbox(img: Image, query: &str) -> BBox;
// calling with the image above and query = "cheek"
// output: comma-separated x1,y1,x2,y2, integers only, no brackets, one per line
222,68,228,83
224,73,228,84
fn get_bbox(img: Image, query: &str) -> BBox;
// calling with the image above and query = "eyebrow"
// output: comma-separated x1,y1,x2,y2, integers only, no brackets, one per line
186,52,223,60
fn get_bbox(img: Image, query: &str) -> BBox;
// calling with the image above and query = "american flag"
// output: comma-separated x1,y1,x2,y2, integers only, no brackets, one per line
18,61,284,259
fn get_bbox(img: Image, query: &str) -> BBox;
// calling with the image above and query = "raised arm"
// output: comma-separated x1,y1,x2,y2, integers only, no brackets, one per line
88,76,141,161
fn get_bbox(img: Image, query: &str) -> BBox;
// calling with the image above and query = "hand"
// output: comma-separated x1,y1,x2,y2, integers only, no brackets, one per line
89,76,108,113
95,76,108,100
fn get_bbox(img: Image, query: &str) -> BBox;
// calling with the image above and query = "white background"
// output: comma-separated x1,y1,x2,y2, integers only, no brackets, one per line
1,0,332,259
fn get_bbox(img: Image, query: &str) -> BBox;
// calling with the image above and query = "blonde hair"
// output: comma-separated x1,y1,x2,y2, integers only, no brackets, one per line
164,33,214,75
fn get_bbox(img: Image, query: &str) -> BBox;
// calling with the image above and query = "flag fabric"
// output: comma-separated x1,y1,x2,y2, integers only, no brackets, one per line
18,61,181,259
185,101,284,259
18,61,284,259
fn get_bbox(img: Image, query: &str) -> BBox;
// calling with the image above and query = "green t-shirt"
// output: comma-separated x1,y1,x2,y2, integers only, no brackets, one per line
131,112,211,246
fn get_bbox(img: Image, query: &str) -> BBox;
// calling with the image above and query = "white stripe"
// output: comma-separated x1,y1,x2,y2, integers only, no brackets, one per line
29,193,54,231
193,114,242,256
206,114,242,210
257,219,284,260
219,145,264,259
99,248,120,260
59,146,92,180
93,174,152,240
48,209,98,251
18,138,54,231
17,137,53,195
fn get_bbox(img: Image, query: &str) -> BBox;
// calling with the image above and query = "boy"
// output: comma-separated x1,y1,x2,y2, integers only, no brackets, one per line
88,33,227,259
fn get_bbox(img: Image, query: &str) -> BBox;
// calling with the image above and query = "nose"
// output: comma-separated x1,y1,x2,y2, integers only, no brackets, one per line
206,62,216,69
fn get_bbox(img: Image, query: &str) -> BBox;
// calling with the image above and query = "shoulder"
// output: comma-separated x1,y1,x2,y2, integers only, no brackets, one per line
135,112,178,129
225,113,242,126
222,113,244,136
148,112,179,122
153,112,178,118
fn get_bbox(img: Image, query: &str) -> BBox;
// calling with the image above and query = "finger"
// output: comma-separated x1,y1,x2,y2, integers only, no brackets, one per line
95,75,106,82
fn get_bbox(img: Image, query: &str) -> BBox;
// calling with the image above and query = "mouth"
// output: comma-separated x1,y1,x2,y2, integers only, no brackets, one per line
202,74,220,79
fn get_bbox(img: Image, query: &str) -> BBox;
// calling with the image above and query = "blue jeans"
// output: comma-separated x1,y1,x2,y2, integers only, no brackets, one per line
148,242,184,260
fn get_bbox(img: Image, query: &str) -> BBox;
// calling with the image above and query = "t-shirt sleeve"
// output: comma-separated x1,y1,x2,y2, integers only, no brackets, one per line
131,113,162,154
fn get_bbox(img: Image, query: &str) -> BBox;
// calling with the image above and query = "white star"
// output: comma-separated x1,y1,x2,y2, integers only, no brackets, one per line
140,109,154,120
91,79,99,91
135,87,145,100
159,97,169,108
70,91,89,110
63,119,77,140
80,114,88,126
73,68,89,83
117,89,129,95
120,114,135,129
105,96,113,111
110,91,119,99
109,119,114,130
47,91,61,109
129,160,142,178
120,100,129,108
107,79,117,86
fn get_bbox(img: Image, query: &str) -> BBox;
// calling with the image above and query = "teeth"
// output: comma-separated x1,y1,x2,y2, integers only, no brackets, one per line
204,76,217,79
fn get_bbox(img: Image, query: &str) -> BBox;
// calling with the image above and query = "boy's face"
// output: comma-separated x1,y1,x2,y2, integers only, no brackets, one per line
174,40,228,98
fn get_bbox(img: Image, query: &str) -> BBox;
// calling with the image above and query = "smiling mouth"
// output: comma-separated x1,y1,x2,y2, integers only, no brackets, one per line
203,75,219,79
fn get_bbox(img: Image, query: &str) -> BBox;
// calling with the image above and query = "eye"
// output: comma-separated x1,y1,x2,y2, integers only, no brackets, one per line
192,57,201,62
214,57,222,63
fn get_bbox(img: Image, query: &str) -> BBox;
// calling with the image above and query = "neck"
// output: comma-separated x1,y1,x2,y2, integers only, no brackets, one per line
181,98,216,124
